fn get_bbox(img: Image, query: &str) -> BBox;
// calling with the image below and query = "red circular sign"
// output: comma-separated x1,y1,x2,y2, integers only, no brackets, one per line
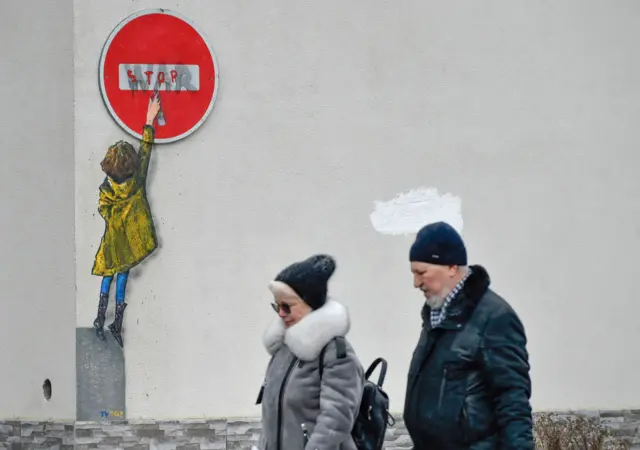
99,9,219,143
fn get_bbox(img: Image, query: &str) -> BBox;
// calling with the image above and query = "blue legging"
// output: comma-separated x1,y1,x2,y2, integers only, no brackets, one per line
101,271,129,304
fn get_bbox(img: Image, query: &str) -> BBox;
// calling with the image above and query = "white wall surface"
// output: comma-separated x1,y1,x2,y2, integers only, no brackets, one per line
74,0,640,419
0,0,75,419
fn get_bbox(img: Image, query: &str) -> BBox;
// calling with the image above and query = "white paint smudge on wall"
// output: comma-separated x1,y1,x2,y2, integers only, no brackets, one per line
369,187,463,236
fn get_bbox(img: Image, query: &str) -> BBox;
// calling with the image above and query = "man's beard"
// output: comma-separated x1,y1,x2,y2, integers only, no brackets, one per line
424,293,446,309
424,288,449,309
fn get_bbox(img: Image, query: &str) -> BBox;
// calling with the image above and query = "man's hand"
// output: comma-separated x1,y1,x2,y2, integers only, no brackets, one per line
146,94,161,126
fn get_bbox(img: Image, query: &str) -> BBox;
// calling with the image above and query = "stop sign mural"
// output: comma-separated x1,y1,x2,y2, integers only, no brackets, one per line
99,9,219,143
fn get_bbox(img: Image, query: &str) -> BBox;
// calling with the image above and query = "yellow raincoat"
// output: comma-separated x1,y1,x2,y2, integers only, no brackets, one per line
92,125,158,276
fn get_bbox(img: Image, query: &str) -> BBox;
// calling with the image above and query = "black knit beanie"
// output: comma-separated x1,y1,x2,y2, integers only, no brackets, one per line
274,254,336,310
409,221,467,266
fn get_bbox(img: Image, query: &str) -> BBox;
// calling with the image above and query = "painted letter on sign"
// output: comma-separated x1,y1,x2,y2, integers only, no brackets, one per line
119,64,200,91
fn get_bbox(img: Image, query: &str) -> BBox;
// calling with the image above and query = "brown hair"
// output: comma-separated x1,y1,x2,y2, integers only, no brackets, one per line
101,140,139,181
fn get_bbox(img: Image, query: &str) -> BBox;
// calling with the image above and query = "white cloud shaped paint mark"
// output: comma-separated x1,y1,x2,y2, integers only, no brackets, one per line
369,187,463,236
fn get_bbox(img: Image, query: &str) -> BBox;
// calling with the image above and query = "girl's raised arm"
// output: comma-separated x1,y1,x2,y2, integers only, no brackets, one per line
136,95,161,184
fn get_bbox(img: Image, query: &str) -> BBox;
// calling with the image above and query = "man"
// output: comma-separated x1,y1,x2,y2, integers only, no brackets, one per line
403,222,533,450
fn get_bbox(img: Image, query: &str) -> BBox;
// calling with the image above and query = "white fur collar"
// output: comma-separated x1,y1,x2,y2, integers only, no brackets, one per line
262,299,351,361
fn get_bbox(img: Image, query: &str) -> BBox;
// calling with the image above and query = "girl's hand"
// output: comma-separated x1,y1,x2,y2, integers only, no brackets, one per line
146,94,161,125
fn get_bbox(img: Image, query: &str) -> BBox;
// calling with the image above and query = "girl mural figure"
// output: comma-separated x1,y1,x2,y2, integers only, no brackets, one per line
91,94,161,348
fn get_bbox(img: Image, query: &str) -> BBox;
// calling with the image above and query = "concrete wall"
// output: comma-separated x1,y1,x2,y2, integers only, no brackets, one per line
0,0,75,419
75,0,640,419
3,0,639,423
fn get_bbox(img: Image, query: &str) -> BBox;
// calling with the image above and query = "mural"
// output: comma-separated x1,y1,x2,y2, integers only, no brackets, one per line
91,94,162,348
76,8,220,421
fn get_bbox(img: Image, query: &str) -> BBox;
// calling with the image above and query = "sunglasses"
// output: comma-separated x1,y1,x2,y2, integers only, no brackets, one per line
271,302,291,315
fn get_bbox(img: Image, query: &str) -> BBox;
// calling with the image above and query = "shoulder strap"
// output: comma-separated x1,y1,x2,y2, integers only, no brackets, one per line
255,354,276,405
319,336,347,379
364,357,388,387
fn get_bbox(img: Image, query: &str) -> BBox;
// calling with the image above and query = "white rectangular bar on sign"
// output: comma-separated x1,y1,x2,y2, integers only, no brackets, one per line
118,64,200,91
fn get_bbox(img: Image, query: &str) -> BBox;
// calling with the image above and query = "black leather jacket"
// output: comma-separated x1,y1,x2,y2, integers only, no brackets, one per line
403,265,534,450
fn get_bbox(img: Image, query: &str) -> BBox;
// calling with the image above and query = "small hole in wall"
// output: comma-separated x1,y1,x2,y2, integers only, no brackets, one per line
43,379,52,401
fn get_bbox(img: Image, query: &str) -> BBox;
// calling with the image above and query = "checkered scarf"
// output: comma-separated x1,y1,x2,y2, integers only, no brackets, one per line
430,268,473,328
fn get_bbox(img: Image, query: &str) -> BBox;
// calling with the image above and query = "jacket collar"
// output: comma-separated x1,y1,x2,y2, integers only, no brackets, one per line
420,264,491,330
262,299,351,361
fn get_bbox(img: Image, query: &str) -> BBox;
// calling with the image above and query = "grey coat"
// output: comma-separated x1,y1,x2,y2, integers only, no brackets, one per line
256,299,364,450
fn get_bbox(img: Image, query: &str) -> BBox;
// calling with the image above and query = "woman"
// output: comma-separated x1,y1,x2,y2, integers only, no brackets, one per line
256,254,364,450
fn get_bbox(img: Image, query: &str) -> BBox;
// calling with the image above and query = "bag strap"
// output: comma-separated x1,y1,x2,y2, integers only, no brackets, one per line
319,336,347,379
364,357,388,387
255,354,276,405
